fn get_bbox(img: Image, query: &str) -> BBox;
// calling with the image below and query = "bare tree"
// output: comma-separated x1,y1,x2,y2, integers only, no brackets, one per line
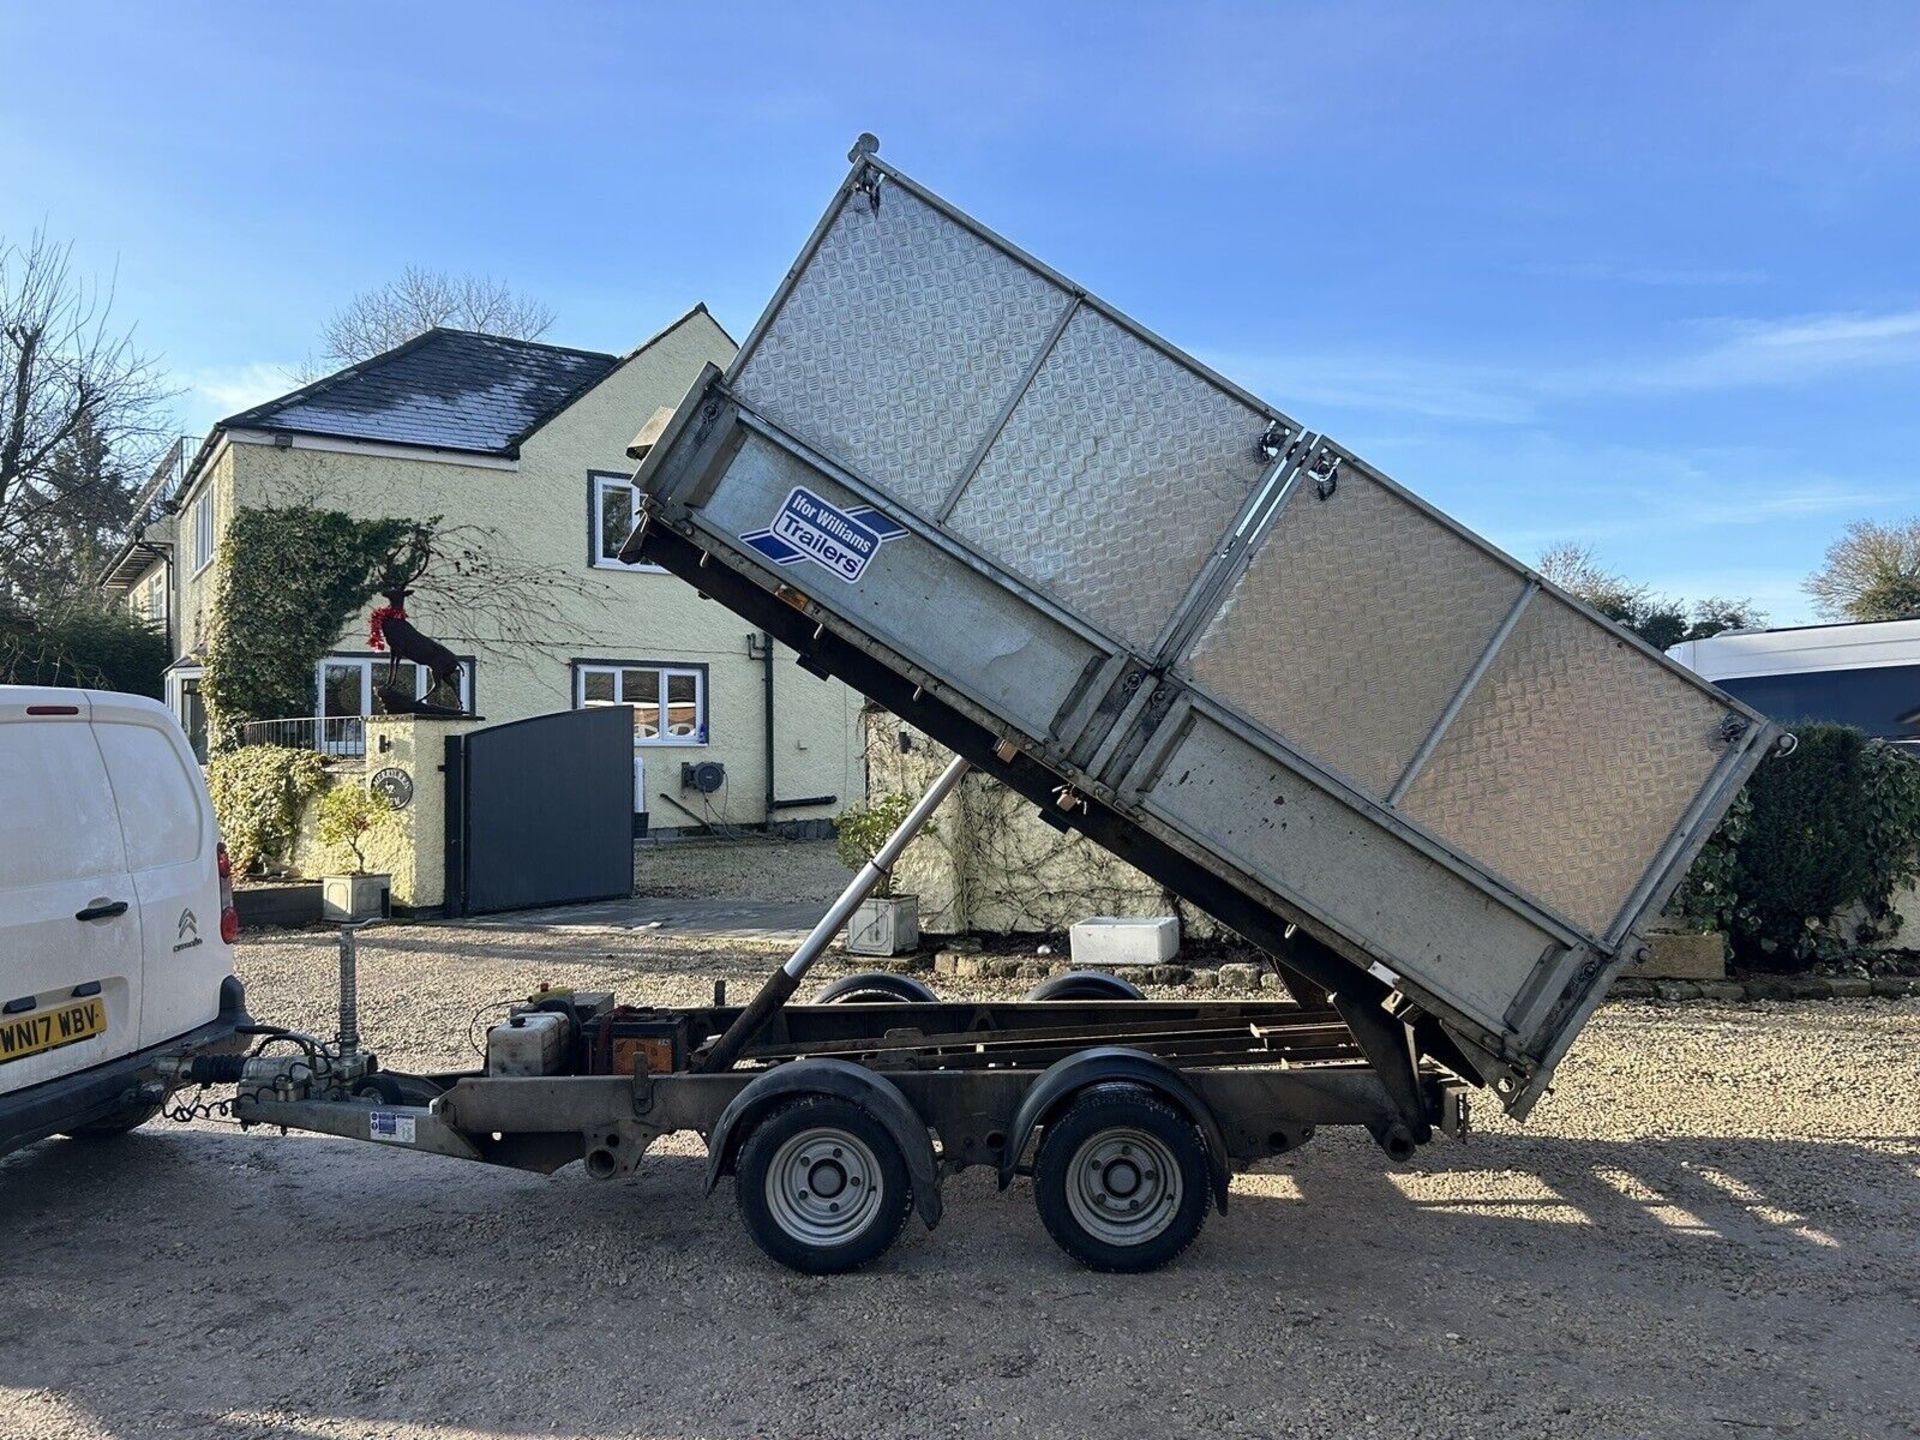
1538,541,1762,649
302,267,556,376
0,230,170,606
1806,519,1920,623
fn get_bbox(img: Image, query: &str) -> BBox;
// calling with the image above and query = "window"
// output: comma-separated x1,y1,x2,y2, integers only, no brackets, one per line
0,720,126,889
574,662,705,745
316,655,472,721
188,489,215,574
95,721,203,870
165,666,208,764
138,569,166,627
590,472,662,571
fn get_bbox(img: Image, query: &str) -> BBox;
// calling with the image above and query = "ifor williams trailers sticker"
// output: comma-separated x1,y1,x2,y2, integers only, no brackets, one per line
742,486,907,584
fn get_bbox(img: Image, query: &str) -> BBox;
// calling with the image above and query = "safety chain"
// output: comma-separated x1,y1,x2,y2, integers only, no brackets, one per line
165,1087,237,1125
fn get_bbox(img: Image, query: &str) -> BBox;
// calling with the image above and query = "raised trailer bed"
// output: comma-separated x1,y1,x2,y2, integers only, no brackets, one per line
626,134,1784,1116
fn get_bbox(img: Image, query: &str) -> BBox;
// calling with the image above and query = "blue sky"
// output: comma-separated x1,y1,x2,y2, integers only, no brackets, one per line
4,2,1917,623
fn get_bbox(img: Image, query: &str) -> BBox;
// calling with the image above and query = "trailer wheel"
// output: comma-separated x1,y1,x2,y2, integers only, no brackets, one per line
1033,1083,1209,1272
811,972,939,1004
736,1096,914,1274
1022,971,1145,1002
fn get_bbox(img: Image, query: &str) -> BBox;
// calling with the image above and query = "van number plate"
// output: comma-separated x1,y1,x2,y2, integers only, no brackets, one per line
0,998,106,1065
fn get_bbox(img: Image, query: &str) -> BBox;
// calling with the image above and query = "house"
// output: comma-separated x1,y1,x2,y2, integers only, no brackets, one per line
98,308,864,836
1669,617,1920,748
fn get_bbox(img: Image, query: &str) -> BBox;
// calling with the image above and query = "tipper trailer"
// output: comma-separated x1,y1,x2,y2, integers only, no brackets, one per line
161,137,1786,1274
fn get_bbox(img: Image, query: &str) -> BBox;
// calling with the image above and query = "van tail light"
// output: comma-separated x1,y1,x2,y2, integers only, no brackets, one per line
216,841,239,943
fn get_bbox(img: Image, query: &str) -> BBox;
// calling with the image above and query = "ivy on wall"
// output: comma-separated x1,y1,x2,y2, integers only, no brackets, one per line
205,744,329,874
202,506,420,749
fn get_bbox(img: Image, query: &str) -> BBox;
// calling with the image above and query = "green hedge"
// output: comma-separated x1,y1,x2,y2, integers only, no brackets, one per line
0,602,166,697
1676,723,1920,969
205,745,329,874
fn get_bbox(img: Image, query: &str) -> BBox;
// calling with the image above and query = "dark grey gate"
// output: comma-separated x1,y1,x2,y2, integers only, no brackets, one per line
445,707,634,916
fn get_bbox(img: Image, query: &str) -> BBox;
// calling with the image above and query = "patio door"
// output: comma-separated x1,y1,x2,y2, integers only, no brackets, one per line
317,660,371,757
315,655,473,757
164,666,208,763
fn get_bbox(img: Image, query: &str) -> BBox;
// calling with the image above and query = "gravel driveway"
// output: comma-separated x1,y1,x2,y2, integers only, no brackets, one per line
3,921,1917,1440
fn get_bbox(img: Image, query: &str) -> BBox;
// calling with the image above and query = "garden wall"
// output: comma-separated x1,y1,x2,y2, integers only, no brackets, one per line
287,714,485,910
863,712,1220,938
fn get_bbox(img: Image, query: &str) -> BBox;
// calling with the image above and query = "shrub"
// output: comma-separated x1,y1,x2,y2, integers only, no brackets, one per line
313,783,398,875
1695,724,1920,969
205,745,329,874
0,601,167,697
1669,788,1750,938
834,792,915,897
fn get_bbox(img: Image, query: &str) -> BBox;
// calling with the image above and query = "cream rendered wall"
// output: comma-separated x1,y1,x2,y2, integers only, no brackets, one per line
177,444,237,656
194,311,862,830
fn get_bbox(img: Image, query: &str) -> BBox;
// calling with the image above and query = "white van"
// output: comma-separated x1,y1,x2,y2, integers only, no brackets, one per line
1,685,249,1158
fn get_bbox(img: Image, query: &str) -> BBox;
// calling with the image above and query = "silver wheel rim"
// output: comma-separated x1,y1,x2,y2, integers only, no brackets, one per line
764,1126,885,1247
1065,1126,1183,1246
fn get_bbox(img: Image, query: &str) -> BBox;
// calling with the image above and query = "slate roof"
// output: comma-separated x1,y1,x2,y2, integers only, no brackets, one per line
221,329,620,456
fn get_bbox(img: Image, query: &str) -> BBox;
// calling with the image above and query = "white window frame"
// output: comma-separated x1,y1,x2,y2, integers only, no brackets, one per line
134,568,166,628
573,662,706,746
590,471,664,573
188,489,215,575
315,654,472,719
164,665,207,763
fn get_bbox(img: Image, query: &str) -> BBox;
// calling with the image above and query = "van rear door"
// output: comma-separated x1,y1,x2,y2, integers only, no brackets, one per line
0,690,145,1094
88,694,228,1049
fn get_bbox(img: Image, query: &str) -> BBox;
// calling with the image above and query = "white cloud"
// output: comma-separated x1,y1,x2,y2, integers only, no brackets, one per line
1584,307,1920,392
1203,350,1536,426
1215,304,1920,430
175,361,299,433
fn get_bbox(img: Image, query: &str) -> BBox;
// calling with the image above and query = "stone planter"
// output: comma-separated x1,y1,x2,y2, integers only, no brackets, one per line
321,873,391,923
1642,930,1727,980
847,895,920,956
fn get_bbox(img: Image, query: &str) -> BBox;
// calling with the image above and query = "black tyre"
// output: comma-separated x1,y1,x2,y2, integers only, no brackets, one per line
1022,971,1145,1002
812,972,939,1004
735,1096,914,1274
1033,1083,1210,1273
61,1100,163,1138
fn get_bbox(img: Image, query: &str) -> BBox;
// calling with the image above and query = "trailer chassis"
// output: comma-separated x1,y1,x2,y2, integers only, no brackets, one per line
214,988,1464,1272
174,738,1467,1274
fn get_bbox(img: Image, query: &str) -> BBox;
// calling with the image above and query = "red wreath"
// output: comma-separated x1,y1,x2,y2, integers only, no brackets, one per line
368,602,406,651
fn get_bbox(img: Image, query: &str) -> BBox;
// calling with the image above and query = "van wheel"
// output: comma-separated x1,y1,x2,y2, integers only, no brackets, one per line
62,1101,163,1139
735,1096,913,1274
1032,1083,1209,1272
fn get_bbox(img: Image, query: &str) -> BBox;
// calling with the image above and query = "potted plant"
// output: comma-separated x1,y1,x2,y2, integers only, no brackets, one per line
835,791,920,956
315,782,398,921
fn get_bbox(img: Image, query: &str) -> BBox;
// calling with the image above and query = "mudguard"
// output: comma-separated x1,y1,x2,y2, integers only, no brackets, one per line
997,1046,1232,1214
703,1058,942,1229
